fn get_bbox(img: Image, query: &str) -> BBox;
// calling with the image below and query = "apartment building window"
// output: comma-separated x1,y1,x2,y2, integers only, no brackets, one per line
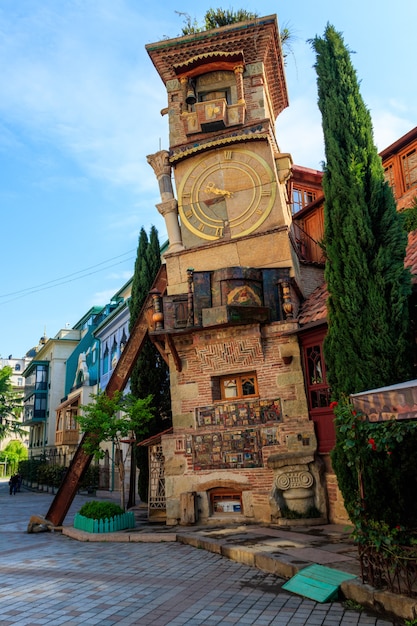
384,162,396,198
402,149,417,190
35,365,48,391
219,372,258,400
292,187,316,214
34,396,47,419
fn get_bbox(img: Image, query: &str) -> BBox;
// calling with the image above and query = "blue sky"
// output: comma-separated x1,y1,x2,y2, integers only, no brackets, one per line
1,0,416,359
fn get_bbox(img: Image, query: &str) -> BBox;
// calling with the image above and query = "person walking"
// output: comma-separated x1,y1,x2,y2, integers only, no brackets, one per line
9,474,19,495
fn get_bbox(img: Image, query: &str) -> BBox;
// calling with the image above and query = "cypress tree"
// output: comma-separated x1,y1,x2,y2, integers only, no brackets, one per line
128,226,171,504
128,227,149,337
311,25,412,398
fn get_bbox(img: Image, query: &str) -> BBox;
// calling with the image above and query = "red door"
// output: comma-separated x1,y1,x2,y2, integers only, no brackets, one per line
299,328,335,453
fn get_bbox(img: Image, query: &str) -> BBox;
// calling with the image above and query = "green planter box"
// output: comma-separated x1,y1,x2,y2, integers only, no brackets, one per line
73,511,135,533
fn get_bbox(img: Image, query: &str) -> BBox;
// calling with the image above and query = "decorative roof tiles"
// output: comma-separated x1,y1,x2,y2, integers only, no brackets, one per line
146,15,288,120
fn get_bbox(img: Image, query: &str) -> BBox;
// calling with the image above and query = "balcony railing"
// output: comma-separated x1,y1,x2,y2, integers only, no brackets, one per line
182,99,246,135
55,429,80,446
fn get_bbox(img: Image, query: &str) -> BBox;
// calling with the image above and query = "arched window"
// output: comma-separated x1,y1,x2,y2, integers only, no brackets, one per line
102,344,109,375
111,337,118,369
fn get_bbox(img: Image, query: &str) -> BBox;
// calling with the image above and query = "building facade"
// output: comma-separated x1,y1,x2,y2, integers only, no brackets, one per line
381,126,417,211
94,279,133,493
23,329,80,459
53,307,102,468
0,354,32,453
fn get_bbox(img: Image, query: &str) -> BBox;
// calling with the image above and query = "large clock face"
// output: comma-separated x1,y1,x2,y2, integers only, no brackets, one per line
178,146,277,240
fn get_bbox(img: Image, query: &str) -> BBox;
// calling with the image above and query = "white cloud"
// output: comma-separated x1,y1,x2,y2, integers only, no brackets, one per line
0,1,169,195
91,288,125,306
105,270,133,282
371,108,415,154
276,98,324,170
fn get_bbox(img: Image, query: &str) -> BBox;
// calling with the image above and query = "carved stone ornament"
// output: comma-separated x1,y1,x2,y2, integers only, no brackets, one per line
276,470,313,491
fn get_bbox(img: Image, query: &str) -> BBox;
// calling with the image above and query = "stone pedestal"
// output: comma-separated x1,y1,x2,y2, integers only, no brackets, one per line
268,452,327,522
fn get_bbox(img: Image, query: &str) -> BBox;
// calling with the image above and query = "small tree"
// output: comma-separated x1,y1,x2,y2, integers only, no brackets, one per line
0,440,28,475
0,366,25,441
177,8,292,61
76,391,154,510
177,8,258,34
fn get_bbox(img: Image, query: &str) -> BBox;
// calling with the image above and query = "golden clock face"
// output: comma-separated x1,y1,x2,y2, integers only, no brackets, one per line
178,146,277,240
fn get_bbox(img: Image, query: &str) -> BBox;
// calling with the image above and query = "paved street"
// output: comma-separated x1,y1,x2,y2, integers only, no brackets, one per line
0,479,395,626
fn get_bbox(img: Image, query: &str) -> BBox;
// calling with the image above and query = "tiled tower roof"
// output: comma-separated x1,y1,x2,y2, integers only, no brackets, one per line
146,14,288,120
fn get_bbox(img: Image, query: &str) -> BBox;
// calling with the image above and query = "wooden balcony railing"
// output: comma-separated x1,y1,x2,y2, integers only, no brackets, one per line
55,429,80,446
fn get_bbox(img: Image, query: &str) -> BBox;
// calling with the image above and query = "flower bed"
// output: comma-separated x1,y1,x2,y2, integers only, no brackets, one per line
73,511,135,533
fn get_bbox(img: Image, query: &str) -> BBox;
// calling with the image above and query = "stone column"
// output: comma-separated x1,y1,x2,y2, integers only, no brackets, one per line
234,65,245,103
147,150,184,253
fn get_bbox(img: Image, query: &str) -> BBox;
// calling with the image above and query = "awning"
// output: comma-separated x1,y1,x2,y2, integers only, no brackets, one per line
137,427,173,447
351,379,417,421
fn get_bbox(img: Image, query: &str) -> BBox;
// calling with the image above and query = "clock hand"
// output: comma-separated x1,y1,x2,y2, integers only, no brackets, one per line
204,181,233,198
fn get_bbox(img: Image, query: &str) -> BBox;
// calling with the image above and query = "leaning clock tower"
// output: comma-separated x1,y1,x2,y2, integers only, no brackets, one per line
145,15,326,526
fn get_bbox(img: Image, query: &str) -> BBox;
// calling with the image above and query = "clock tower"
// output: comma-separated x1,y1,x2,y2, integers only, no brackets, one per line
145,16,326,526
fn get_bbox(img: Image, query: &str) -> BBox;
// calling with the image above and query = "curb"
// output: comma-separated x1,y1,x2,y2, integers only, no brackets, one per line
62,526,177,543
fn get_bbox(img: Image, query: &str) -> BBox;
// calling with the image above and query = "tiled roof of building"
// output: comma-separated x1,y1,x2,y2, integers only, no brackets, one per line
298,229,417,326
298,282,328,326
146,15,288,120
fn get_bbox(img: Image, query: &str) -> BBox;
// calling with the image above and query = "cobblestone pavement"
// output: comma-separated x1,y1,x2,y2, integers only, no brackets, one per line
0,480,396,626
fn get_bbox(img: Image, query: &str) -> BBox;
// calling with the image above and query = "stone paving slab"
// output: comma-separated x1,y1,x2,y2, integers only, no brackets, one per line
58,512,417,623
0,480,413,624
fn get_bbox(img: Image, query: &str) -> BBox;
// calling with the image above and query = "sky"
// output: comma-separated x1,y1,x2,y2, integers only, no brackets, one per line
1,0,416,359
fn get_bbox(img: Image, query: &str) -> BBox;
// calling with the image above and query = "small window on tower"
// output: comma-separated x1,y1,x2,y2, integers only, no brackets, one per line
219,372,258,400
199,89,230,103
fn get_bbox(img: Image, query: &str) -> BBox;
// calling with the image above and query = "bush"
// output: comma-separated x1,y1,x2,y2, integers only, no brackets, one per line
78,501,124,520
401,201,417,233
18,459,43,482
78,465,99,492
331,398,417,533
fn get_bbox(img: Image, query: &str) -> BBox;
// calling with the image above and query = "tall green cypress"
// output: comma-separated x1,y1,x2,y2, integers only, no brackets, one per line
129,227,149,337
311,25,412,398
128,226,171,504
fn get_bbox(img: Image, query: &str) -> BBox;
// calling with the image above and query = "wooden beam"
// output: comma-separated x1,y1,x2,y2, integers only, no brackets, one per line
166,333,182,372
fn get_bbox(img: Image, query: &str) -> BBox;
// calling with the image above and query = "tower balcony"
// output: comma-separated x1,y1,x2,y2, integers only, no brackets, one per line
182,99,246,135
